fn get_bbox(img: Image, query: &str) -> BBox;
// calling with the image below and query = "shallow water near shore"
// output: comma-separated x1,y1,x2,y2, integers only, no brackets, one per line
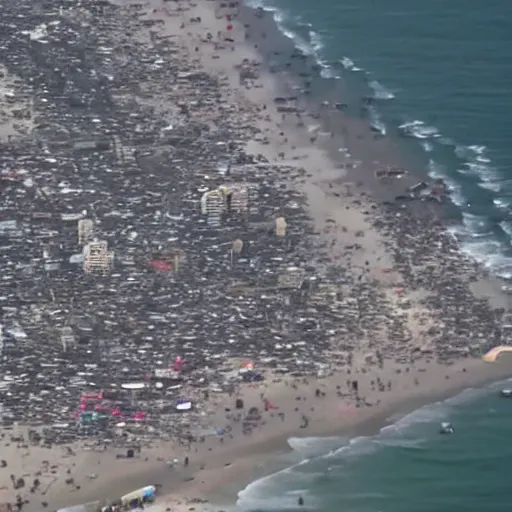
236,379,512,512
232,4,512,507
244,0,512,280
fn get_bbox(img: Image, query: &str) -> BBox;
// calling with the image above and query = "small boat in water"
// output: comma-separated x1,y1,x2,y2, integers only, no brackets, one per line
500,389,512,398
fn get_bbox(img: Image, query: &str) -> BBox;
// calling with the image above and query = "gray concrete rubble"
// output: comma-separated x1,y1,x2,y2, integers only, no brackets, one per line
0,0,508,448
0,0,332,444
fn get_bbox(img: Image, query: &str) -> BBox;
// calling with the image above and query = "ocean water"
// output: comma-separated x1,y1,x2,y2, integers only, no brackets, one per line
244,0,512,279
236,381,512,512
235,1,512,510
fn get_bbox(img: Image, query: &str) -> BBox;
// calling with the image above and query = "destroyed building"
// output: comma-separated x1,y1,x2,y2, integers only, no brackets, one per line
0,0,507,448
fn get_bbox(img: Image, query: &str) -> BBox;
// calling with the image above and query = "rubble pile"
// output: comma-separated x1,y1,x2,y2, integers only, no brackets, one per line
0,0,347,440
375,206,508,359
0,0,508,446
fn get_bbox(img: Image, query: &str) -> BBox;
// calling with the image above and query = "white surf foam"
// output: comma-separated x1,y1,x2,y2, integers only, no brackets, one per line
459,238,505,270
448,177,512,278
287,436,348,457
237,459,317,511
398,120,440,140
493,197,512,209
307,30,341,79
499,221,512,238
246,1,509,284
456,145,502,191
328,435,382,459
468,165,501,186
430,141,512,279
461,212,492,234
477,180,502,192
421,141,434,152
248,3,314,56
427,160,465,206
368,79,395,100
445,181,465,207
246,1,343,82
236,384,498,510
455,144,485,160
367,106,387,136
319,67,339,79
308,30,323,53
478,252,512,280
246,2,338,82
443,386,490,406
340,56,362,72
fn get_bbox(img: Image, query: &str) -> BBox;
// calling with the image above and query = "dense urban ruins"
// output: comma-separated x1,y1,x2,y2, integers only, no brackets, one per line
0,0,510,458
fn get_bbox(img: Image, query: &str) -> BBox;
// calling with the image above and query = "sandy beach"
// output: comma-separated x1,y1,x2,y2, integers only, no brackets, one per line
3,358,512,512
2,1,512,512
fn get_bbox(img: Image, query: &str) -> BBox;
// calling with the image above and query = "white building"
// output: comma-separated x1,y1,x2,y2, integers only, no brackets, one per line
83,240,111,274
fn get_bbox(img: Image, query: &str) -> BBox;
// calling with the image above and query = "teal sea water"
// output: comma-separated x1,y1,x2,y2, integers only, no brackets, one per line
237,382,512,512
236,1,512,510
245,0,512,280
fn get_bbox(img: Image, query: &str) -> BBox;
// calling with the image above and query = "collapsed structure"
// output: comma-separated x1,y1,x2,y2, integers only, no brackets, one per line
0,0,508,455
83,241,111,275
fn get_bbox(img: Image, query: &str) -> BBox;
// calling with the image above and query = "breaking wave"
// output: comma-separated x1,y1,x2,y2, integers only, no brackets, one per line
243,0,512,282
404,133,512,281
367,106,386,136
244,1,340,81
430,143,512,280
340,56,362,72
236,383,500,512
407,132,512,280
287,435,349,457
398,120,440,140
367,79,395,100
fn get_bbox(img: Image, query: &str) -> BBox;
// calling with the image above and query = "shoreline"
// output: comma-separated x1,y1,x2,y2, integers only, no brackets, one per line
1,1,512,512
112,0,512,502
6,356,510,512
197,356,512,509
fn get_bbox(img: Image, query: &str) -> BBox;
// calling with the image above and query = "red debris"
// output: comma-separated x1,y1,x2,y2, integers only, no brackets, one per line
264,399,279,411
81,390,103,401
149,260,170,272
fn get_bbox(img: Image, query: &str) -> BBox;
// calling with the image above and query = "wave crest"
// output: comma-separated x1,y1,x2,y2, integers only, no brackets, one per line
368,79,395,100
236,384,500,511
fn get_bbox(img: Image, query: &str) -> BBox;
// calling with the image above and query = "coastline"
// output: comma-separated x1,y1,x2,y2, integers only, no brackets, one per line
3,357,511,512
1,1,512,512
199,357,512,510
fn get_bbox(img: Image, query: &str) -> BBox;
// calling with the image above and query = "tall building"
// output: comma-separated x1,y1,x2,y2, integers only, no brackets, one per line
78,218,94,245
83,240,110,274
275,217,287,237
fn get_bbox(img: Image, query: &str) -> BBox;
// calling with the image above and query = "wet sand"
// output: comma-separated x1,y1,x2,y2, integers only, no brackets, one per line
2,358,512,512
